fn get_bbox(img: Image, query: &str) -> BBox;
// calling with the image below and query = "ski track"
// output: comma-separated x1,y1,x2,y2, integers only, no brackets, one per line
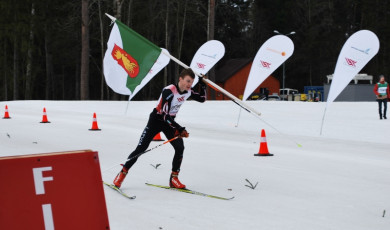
1,100,389,230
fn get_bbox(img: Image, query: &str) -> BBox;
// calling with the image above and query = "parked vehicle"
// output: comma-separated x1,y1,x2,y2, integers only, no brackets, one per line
279,88,299,100
261,95,280,101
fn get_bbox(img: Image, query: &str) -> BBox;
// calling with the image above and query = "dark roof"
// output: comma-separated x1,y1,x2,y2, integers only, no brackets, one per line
215,58,253,83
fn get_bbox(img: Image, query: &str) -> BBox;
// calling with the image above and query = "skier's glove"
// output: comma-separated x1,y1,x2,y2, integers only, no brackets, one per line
180,129,189,138
176,127,189,138
198,75,207,88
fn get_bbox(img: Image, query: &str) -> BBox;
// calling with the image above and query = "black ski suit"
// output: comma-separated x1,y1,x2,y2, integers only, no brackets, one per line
123,81,206,172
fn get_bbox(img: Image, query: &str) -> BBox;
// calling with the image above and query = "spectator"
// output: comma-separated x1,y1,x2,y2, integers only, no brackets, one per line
373,75,390,119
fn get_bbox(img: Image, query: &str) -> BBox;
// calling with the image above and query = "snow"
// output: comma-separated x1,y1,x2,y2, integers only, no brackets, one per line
1,100,390,230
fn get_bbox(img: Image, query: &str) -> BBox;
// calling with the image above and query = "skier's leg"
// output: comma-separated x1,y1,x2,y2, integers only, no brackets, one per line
162,127,184,172
113,116,162,188
383,99,387,119
162,126,186,188
124,119,161,169
378,100,383,119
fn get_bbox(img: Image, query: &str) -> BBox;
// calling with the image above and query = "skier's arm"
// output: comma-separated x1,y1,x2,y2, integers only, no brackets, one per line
190,76,207,103
387,85,390,98
374,84,379,96
160,89,185,131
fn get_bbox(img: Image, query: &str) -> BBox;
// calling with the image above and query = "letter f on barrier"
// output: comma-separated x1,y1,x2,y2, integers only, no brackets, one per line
33,167,53,195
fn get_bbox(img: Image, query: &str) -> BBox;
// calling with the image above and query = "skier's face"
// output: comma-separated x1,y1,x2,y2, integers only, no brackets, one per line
380,76,385,83
179,75,194,92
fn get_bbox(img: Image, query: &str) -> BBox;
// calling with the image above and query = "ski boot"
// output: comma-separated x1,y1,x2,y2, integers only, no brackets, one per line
170,171,186,189
113,166,128,188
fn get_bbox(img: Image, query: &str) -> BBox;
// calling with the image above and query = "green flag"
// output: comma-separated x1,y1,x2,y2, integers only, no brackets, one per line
104,17,170,97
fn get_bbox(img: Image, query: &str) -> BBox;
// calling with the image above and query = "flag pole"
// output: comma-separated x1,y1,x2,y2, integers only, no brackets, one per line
161,49,261,117
125,94,132,115
105,13,116,21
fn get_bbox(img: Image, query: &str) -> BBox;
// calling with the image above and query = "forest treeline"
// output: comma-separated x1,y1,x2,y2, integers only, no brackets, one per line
0,0,389,101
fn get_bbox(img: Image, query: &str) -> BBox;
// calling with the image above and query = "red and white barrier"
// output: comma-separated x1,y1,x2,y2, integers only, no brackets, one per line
0,150,110,230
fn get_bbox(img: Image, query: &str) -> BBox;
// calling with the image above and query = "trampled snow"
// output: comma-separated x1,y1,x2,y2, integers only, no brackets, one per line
1,100,389,229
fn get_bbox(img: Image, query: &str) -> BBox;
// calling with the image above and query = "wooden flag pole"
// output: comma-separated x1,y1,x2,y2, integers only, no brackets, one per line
161,49,261,117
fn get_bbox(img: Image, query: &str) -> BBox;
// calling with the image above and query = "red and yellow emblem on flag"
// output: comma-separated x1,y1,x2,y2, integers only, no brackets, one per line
111,44,139,78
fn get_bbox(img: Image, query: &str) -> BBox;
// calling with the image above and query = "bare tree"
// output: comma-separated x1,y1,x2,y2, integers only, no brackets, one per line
45,16,54,100
113,0,124,20
13,35,19,100
81,0,90,100
3,40,8,101
98,0,105,100
207,0,215,99
25,3,35,100
126,0,134,26
164,0,170,87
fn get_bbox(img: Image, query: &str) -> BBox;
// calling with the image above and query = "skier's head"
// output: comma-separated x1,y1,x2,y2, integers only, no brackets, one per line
178,69,195,91
379,75,385,83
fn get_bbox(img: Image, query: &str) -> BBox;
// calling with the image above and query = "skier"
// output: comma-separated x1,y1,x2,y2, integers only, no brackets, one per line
113,68,207,189
373,75,390,119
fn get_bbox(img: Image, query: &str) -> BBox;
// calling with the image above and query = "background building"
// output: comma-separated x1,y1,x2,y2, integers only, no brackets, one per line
213,59,280,100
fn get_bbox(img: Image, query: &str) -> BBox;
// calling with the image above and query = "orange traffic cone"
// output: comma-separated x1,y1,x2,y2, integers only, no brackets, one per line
254,129,273,156
2,105,11,119
40,107,50,123
152,133,164,141
89,113,101,131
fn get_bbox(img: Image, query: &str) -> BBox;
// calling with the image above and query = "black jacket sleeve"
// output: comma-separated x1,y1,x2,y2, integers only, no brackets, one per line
190,78,207,103
160,88,184,131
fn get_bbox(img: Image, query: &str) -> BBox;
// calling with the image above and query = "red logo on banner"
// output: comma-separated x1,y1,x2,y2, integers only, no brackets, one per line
260,60,271,69
112,44,140,78
197,63,206,69
345,58,357,67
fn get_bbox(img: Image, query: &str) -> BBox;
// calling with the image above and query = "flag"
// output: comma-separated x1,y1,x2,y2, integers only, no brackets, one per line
326,30,379,106
242,35,294,101
103,17,170,98
190,40,225,86
320,30,379,134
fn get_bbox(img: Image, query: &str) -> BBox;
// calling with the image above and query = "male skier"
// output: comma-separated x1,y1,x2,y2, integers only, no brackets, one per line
113,68,206,189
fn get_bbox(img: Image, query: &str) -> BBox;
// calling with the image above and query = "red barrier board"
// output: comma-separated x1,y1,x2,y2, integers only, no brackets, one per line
0,150,110,230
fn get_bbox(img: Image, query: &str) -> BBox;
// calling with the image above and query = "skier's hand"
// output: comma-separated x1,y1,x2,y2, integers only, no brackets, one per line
175,127,189,138
180,129,189,138
198,75,207,88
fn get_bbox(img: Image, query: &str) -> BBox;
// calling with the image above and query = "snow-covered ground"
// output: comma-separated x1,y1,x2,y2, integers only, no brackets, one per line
1,100,389,230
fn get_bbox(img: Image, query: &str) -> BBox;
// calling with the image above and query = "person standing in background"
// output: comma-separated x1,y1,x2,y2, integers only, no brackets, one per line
373,75,390,119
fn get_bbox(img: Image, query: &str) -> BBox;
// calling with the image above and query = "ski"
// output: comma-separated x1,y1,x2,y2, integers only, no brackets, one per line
103,181,136,200
145,183,234,201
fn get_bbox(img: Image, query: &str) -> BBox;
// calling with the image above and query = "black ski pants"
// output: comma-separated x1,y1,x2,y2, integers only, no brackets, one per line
124,112,184,172
377,98,387,118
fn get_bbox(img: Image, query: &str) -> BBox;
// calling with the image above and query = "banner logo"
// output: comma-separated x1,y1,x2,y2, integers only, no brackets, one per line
201,53,217,59
260,60,271,69
345,57,357,67
196,63,206,69
266,48,286,56
111,44,139,78
351,46,370,55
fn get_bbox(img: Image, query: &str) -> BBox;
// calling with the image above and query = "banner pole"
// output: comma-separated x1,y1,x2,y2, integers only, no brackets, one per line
319,106,328,135
235,108,242,127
